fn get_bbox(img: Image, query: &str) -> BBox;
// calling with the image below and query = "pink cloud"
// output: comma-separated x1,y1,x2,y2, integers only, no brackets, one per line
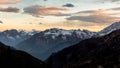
23,5,69,17
0,0,20,4
67,9,120,24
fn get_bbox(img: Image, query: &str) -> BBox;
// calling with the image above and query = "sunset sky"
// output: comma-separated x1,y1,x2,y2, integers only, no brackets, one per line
0,0,120,32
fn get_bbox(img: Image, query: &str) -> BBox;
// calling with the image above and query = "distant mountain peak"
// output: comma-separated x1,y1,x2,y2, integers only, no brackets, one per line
98,21,120,36
104,21,120,30
0,29,40,46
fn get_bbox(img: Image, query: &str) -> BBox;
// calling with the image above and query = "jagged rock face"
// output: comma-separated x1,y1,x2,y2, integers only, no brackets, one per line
0,42,49,68
47,29,120,68
15,28,95,60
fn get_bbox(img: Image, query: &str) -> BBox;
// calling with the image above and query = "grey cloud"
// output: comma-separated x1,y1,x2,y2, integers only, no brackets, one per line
0,7,19,13
39,22,43,24
62,3,74,7
102,0,120,2
44,0,47,1
0,20,3,23
110,0,120,2
66,14,120,24
110,7,120,10
66,7,120,24
54,13,71,16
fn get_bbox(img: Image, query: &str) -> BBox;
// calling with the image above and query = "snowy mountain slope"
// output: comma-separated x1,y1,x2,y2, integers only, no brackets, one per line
15,28,95,60
0,29,39,46
97,21,120,36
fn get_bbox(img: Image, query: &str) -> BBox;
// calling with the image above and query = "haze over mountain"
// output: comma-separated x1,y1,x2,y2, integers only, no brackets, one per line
14,21,120,60
0,29,39,46
15,28,95,60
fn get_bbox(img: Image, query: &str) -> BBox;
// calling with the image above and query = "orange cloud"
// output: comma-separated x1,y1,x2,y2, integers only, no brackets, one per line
23,5,69,17
0,0,20,4
67,9,120,24
77,9,110,15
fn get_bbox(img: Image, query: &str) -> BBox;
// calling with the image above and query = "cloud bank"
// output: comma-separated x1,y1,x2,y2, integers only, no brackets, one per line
0,0,20,4
0,7,19,13
66,8,120,24
23,5,68,17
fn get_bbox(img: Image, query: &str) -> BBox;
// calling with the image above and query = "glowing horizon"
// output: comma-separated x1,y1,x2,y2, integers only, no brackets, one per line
0,0,120,32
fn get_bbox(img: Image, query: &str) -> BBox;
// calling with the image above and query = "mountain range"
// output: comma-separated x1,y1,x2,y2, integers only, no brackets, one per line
15,28,95,60
47,28,120,68
0,29,39,46
0,21,120,68
15,21,120,60
1,22,120,61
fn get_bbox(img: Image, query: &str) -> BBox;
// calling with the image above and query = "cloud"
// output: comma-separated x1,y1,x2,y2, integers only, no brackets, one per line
44,0,47,1
98,0,120,3
62,3,74,7
108,0,120,2
0,20,3,23
0,0,20,4
23,5,69,17
0,7,19,13
39,22,43,24
110,7,120,10
67,15,120,23
95,0,120,3
66,9,120,24
53,13,71,16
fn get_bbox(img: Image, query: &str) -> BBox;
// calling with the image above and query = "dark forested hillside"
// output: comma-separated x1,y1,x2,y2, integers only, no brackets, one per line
0,42,49,68
47,29,120,68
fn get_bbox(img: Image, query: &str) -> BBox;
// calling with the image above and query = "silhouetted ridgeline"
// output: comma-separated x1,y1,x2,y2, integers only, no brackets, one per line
0,42,49,68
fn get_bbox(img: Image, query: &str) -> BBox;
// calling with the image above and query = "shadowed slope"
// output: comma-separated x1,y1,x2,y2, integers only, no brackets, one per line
47,29,120,68
0,42,49,68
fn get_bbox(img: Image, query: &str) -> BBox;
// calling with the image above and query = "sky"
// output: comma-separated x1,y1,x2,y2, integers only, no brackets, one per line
0,0,120,32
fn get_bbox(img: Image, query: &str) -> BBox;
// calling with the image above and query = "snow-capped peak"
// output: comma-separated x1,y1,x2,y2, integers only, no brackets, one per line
98,21,120,36
0,29,39,46
44,28,73,36
41,28,95,40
